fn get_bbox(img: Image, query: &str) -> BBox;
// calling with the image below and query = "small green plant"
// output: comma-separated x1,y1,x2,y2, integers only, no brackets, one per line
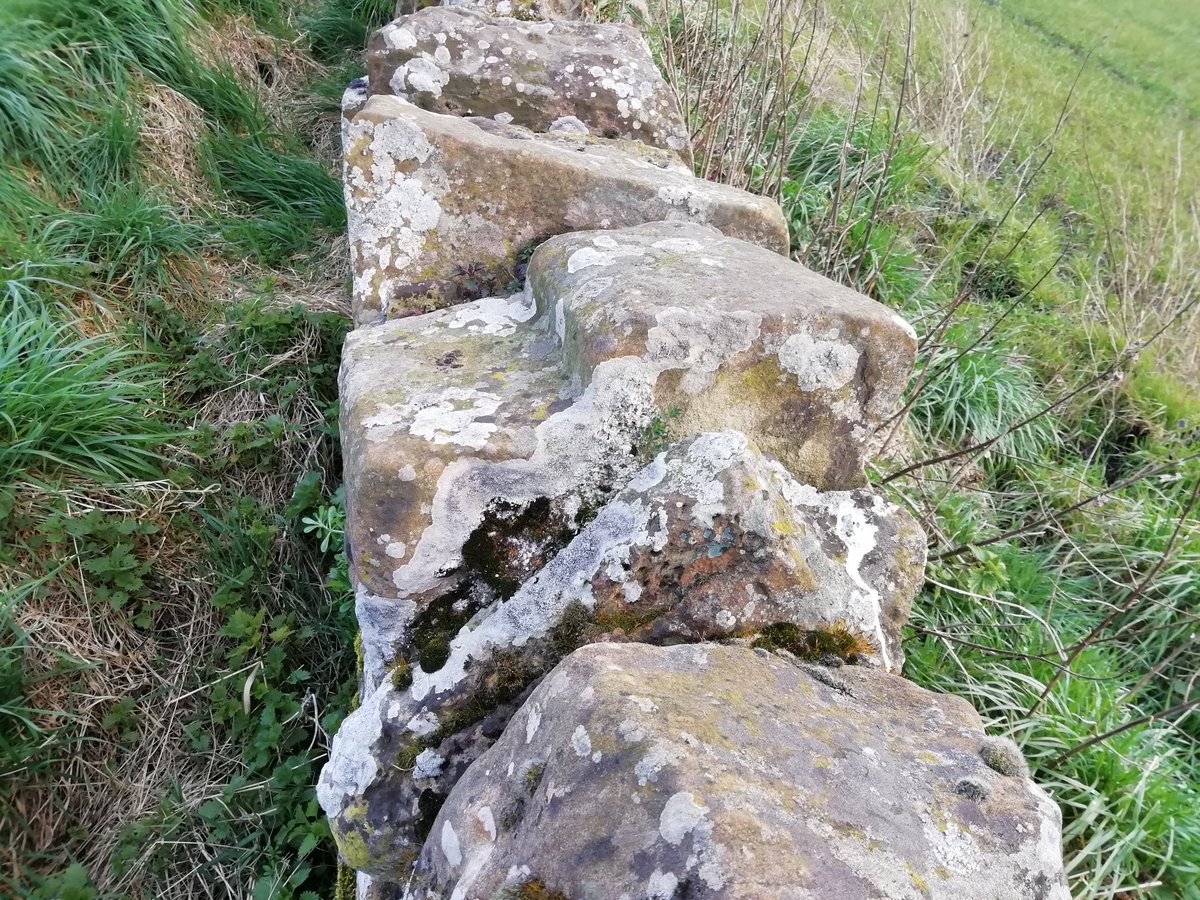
636,405,681,458
523,762,546,794
302,501,346,554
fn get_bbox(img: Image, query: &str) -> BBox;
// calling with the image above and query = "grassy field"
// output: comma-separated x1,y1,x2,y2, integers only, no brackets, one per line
838,0,1200,379
1,0,1198,898
844,0,1200,211
998,0,1199,118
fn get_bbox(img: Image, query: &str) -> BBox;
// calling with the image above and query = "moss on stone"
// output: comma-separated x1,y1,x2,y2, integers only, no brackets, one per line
495,879,570,900
591,602,669,637
979,735,1029,778
333,861,357,900
409,585,481,673
523,762,547,794
333,820,371,870
461,496,579,598
548,600,593,657
751,621,877,662
955,775,991,801
390,656,413,692
394,736,425,773
498,797,526,832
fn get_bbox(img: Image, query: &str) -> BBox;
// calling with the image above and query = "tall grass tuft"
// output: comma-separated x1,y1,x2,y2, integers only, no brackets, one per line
0,282,169,484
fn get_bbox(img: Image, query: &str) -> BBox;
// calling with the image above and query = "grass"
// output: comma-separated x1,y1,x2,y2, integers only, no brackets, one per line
0,0,380,895
648,0,1200,896
0,292,170,484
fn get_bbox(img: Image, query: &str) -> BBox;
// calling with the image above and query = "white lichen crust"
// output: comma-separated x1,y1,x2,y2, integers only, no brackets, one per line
402,643,1071,900
343,96,787,325
368,7,692,159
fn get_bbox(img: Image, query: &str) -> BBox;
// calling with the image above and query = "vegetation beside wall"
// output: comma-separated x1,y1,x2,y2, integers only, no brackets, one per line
0,1,390,896
2,0,1197,898
652,1,1199,896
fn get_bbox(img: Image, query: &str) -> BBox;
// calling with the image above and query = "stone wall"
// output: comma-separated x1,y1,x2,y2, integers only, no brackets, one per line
319,3,1070,897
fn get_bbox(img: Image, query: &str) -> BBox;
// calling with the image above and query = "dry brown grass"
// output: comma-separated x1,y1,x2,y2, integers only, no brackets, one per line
195,13,319,127
137,81,212,212
3,480,219,888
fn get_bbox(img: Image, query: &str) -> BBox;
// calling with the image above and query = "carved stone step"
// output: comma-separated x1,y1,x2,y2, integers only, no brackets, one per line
369,7,691,161
344,96,788,325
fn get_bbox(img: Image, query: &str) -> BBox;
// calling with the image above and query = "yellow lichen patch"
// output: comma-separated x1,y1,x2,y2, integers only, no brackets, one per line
333,817,372,870
785,549,820,590
906,862,931,895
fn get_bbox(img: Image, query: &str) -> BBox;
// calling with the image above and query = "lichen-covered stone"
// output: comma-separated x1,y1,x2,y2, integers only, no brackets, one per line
369,8,690,160
317,433,926,879
339,289,657,685
528,220,919,491
340,222,918,691
408,642,1070,900
439,0,580,21
344,95,787,325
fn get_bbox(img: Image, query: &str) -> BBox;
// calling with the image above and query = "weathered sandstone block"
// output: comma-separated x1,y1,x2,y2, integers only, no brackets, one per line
317,433,926,878
344,96,787,325
438,0,580,20
530,220,918,490
340,222,917,687
410,642,1070,899
339,290,651,687
369,7,691,160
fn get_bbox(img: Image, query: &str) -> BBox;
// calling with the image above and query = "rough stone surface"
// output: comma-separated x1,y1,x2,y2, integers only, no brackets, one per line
408,642,1071,900
338,288,653,669
325,4,1072,891
317,433,926,880
344,95,787,324
530,220,919,491
369,8,691,160
340,223,915,683
439,0,580,20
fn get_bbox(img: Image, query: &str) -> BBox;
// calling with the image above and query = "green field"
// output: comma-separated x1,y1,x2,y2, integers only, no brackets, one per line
1000,0,1200,118
844,0,1200,235
1,0,1198,898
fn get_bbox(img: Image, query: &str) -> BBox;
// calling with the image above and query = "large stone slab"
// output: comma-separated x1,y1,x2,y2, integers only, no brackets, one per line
340,288,665,689
317,433,926,879
340,223,918,687
369,7,691,160
344,95,787,325
529,220,918,490
409,642,1070,899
